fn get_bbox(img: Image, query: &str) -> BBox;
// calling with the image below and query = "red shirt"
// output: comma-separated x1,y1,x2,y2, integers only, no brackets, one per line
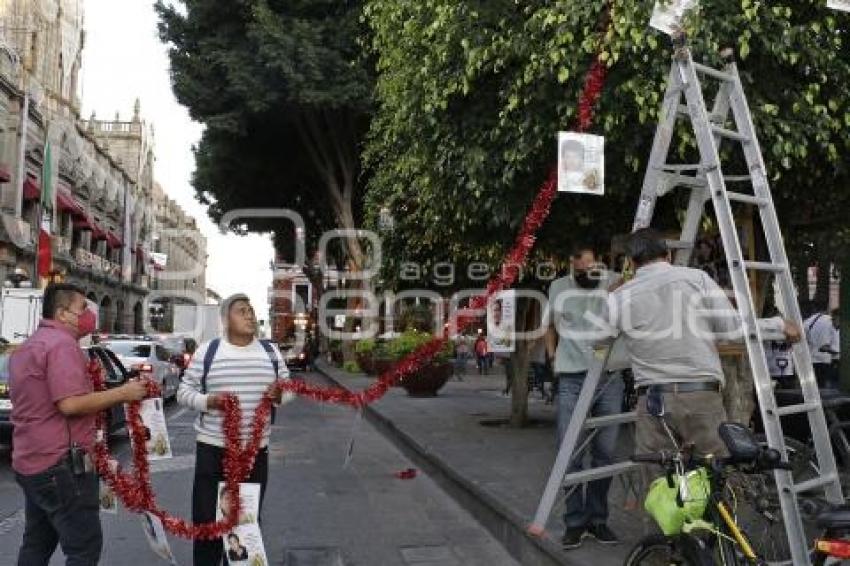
9,320,94,475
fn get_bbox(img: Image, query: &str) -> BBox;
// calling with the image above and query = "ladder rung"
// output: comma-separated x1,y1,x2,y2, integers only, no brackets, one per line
724,175,752,183
584,412,637,430
563,461,641,486
793,473,839,494
693,62,735,82
711,125,751,143
726,192,768,206
742,261,786,273
661,173,707,189
660,164,702,172
776,401,821,417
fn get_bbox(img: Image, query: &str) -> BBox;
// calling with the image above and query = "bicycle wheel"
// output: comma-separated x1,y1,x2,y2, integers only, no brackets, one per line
727,435,821,565
624,534,715,566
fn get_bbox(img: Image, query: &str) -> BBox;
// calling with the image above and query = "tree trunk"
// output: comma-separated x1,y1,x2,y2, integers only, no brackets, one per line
814,246,831,308
509,297,535,428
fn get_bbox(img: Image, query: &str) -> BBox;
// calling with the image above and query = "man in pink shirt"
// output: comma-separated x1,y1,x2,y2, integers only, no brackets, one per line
10,283,147,566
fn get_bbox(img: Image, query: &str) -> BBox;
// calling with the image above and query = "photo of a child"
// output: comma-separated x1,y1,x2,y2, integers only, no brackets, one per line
557,132,605,195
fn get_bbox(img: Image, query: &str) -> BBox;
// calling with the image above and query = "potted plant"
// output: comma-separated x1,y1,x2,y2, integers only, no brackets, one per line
355,339,377,374
328,339,344,367
371,341,394,376
387,331,453,397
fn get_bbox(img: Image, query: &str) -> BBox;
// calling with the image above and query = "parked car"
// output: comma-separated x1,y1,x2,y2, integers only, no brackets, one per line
0,345,135,448
102,339,180,400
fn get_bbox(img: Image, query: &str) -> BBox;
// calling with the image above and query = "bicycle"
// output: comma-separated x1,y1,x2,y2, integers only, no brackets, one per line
625,422,850,565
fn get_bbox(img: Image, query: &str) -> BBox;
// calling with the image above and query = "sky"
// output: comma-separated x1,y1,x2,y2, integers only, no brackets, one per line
80,0,275,326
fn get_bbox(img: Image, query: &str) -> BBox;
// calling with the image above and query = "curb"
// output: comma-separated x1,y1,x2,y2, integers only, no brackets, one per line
314,361,578,566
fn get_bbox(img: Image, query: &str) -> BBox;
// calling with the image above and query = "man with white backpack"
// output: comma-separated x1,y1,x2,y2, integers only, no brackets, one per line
177,293,293,565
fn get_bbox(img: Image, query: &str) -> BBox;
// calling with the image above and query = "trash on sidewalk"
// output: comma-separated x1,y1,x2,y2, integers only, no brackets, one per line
395,468,418,480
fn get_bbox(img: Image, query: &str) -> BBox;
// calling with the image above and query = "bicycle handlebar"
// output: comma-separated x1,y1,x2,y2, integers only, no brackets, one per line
631,448,793,472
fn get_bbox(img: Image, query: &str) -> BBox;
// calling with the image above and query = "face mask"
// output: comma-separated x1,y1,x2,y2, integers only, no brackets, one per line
574,270,601,290
75,308,98,337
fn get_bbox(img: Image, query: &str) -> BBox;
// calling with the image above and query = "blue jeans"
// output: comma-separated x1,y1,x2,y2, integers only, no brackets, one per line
15,461,102,566
556,371,624,529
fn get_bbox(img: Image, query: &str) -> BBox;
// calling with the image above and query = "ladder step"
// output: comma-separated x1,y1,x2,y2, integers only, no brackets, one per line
563,461,641,486
711,125,751,143
776,401,821,417
727,192,768,206
724,175,752,183
693,62,736,82
660,173,707,189
660,164,702,173
742,261,787,273
793,473,839,494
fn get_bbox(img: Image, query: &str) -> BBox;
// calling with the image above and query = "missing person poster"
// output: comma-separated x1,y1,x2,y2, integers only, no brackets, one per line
217,483,269,566
650,0,700,35
140,512,178,564
828,0,850,13
128,398,173,461
557,132,605,195
487,290,516,353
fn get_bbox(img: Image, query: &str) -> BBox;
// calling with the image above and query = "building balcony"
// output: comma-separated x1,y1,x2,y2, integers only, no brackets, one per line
51,235,73,261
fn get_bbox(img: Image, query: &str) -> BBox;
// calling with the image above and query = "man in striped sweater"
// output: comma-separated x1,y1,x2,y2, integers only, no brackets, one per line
177,293,291,565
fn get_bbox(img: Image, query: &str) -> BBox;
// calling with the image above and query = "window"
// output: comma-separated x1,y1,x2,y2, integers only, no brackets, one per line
105,342,151,358
294,283,310,313
155,345,170,362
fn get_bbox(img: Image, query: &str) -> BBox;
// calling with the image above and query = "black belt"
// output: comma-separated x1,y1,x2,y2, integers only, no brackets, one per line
637,381,720,396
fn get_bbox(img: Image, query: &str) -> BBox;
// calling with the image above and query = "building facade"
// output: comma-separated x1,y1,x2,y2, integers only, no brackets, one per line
148,182,207,332
0,0,205,333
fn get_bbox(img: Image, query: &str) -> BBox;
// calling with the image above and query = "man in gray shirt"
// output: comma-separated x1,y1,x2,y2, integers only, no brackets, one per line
607,229,800,456
546,244,625,549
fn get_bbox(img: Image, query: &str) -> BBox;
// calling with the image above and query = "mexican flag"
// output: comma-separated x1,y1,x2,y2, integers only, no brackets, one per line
37,140,53,278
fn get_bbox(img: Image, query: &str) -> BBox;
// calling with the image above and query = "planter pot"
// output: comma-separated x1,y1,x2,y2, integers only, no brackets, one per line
401,361,452,397
356,352,375,375
373,358,394,377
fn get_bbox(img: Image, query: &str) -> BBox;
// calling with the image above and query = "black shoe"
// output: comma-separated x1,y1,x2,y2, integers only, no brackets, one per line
561,527,587,550
587,524,619,545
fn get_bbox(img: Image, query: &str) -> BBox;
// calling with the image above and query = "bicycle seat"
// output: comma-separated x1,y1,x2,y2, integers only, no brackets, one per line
816,505,850,529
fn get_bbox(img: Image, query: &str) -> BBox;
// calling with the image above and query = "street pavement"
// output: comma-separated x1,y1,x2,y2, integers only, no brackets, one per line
0,373,519,566
318,361,653,566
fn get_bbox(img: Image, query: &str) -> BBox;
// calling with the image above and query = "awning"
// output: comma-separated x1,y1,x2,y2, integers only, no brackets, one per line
106,231,123,249
57,189,85,217
92,224,107,241
73,214,106,241
23,177,41,201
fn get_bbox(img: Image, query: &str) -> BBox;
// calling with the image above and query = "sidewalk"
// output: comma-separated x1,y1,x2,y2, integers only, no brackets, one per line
316,361,651,566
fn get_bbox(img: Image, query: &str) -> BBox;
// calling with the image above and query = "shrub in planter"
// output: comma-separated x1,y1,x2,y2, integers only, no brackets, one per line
355,339,377,374
386,331,454,396
342,361,361,374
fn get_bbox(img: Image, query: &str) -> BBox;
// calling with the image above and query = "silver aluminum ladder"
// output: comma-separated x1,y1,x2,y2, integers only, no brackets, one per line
529,44,843,566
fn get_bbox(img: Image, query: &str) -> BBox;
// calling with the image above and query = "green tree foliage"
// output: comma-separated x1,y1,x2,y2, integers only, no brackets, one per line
155,0,372,266
364,0,850,288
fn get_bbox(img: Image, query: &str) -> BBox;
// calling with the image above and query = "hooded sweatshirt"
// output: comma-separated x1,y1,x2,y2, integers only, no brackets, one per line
176,294,292,448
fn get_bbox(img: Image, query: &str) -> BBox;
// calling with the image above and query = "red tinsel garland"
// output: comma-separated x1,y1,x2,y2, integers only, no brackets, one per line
89,358,275,540
87,7,613,541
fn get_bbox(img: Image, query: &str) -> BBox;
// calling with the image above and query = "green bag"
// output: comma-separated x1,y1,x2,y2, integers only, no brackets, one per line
644,467,711,535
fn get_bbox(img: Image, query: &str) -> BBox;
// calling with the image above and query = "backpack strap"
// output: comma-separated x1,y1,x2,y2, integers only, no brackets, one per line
258,339,279,378
201,338,221,394
259,339,280,425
